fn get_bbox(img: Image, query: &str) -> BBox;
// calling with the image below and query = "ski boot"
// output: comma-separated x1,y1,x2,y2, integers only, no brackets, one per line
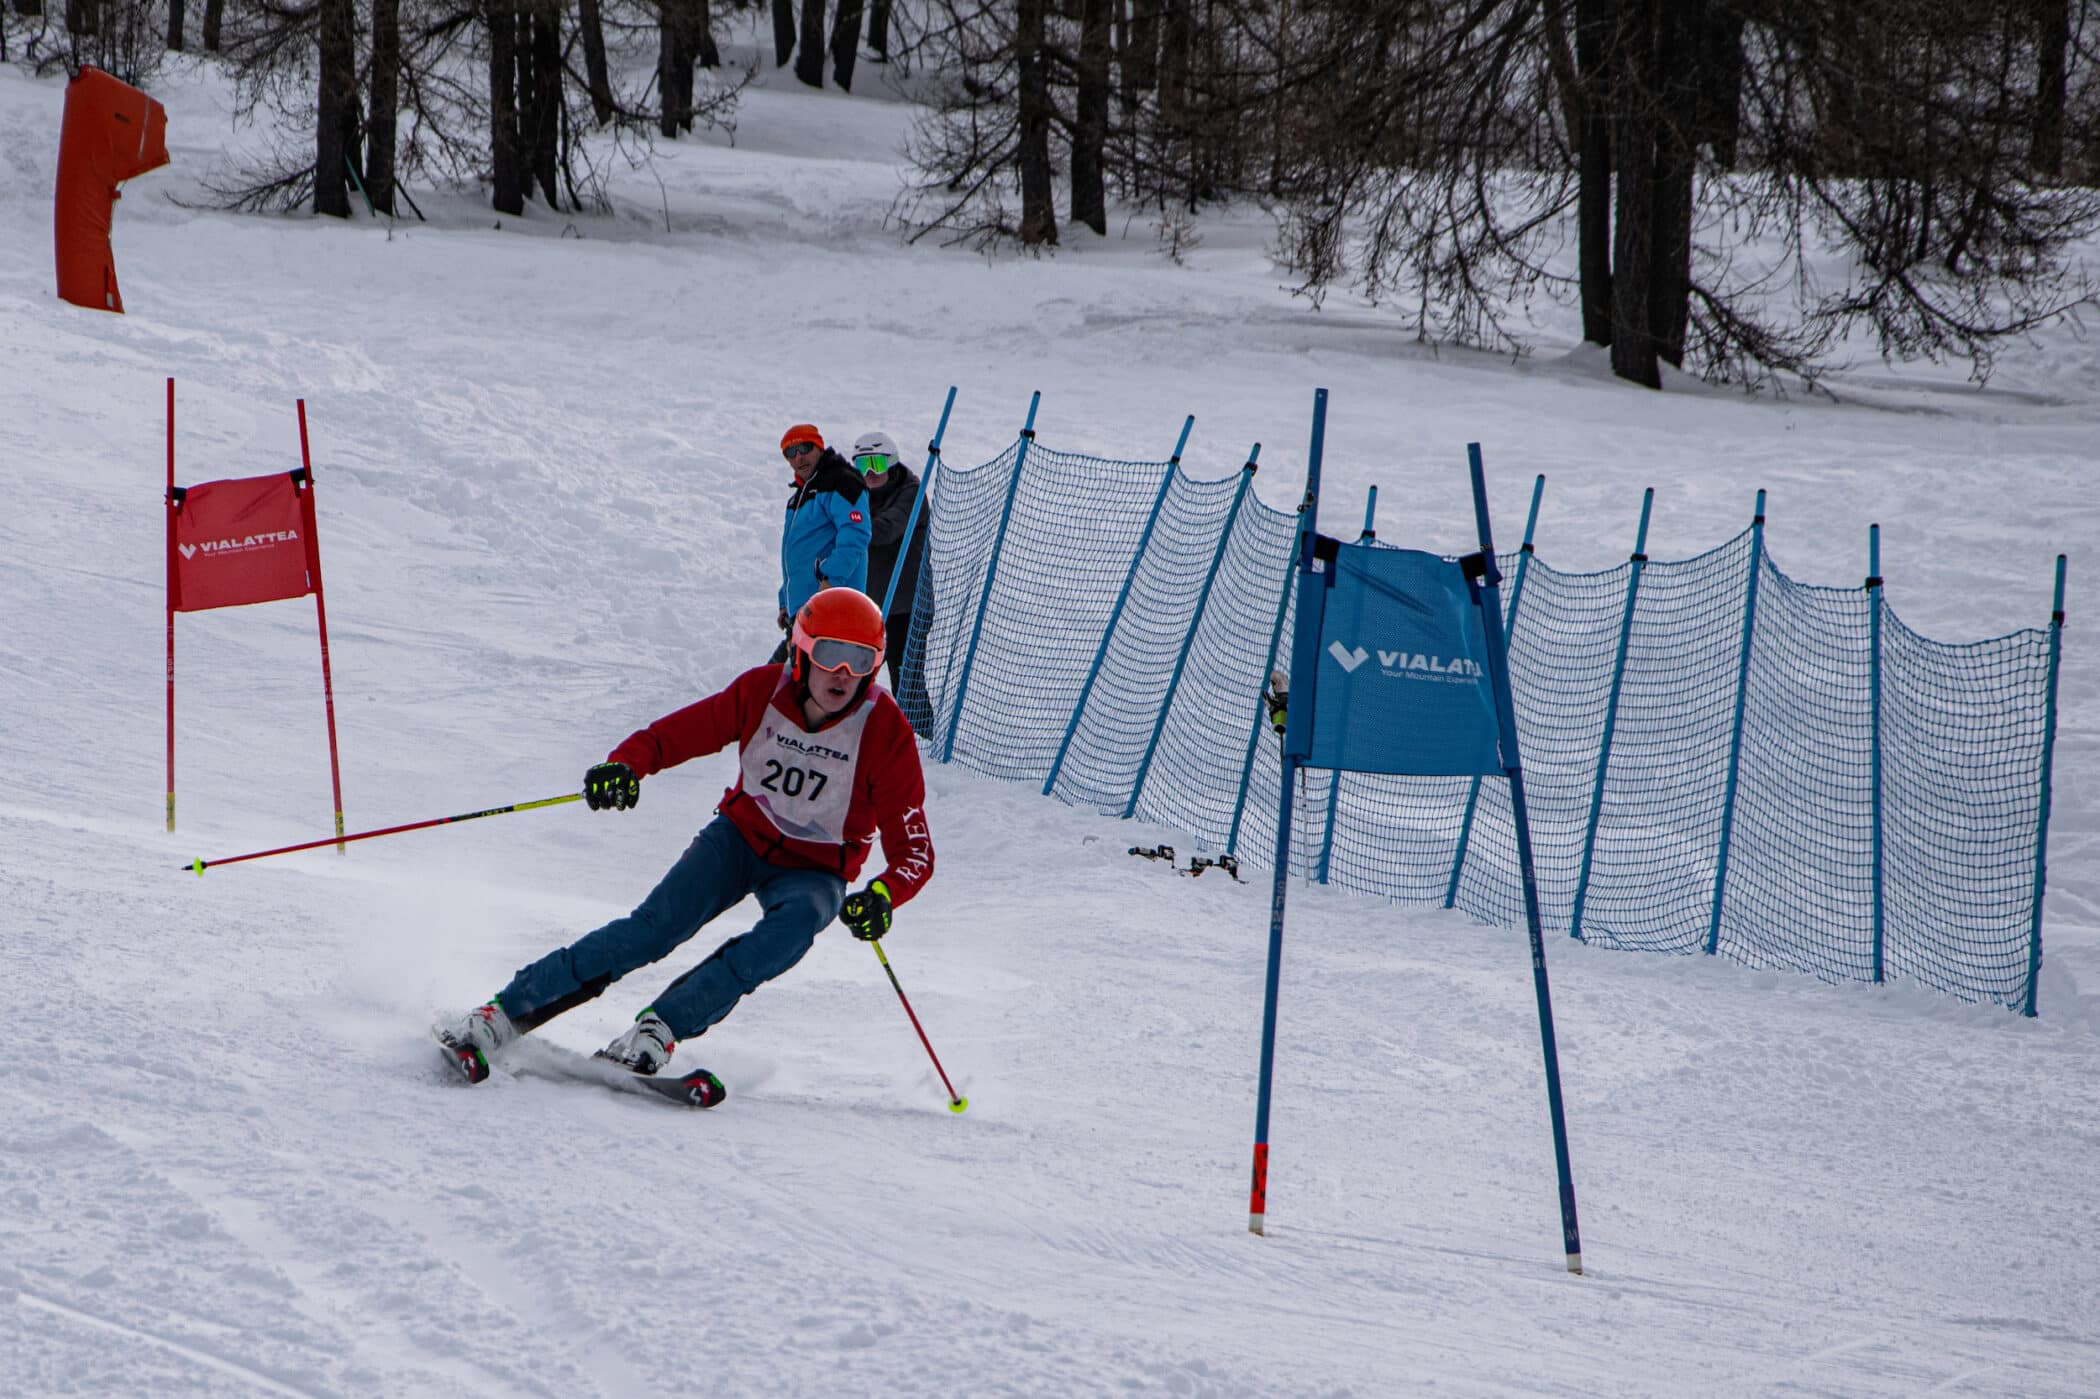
433,1000,517,1084
596,1010,677,1076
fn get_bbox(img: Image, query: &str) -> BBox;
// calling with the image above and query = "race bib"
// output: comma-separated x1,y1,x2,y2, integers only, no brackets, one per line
739,687,873,844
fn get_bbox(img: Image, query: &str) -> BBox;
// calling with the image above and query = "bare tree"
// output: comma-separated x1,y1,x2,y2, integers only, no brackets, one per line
1071,0,1110,232
579,0,615,122
367,0,401,212
1017,0,1056,243
316,0,358,215
830,0,861,87
796,0,822,82
488,0,523,214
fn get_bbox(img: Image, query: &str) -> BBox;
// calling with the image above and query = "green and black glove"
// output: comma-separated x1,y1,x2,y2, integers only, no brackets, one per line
584,761,639,811
840,880,893,941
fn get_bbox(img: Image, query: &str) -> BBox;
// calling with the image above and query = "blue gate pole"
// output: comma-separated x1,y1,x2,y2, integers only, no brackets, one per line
1043,416,1195,797
1868,524,1886,984
1705,492,1766,957
1225,521,1299,857
1446,473,1544,909
1249,388,1326,1237
1569,487,1654,943
1126,446,1262,819
940,392,1041,765
2025,555,2067,1018
1316,486,1379,884
1467,442,1583,1276
879,385,956,621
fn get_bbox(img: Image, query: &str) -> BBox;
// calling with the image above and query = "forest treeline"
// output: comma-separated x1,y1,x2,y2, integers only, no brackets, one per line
8,1,2099,387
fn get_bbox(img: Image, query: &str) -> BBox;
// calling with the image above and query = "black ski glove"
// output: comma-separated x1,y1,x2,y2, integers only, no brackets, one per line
840,881,892,941
584,761,639,811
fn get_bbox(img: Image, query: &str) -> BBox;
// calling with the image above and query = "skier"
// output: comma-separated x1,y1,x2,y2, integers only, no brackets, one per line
436,588,934,1087
772,424,871,661
849,429,933,726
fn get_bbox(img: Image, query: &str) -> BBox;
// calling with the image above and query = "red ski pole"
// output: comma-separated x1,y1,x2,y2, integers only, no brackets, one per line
180,793,582,874
869,941,969,1114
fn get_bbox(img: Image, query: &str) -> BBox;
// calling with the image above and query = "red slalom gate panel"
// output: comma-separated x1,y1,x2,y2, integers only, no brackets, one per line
169,473,317,613
54,66,169,313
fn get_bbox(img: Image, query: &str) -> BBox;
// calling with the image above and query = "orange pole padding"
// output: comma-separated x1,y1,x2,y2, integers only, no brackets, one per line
54,66,169,313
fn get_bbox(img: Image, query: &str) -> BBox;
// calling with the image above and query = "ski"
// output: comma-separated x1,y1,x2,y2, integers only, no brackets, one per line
432,1028,725,1108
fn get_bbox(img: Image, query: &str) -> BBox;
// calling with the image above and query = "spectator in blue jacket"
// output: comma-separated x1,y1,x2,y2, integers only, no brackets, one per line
773,424,871,657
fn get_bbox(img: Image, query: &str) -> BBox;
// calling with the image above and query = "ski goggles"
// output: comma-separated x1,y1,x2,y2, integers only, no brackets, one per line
807,637,881,677
852,452,896,475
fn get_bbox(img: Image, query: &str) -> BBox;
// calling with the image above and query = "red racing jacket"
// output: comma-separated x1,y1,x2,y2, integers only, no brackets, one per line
606,664,934,905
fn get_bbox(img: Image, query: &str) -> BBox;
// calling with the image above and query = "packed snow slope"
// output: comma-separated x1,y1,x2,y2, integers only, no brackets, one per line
5,40,2100,1398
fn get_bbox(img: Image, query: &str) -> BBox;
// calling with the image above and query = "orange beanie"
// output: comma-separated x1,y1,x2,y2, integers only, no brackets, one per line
780,424,824,452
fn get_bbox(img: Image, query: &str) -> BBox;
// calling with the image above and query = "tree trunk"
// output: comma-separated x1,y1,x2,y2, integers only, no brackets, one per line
868,0,892,59
1017,0,1058,246
579,0,615,122
1648,1,1697,368
315,0,357,217
201,0,223,51
1574,0,1614,345
796,0,825,86
772,0,796,66
490,0,524,215
167,0,184,51
1157,2,1188,132
698,0,719,67
529,0,561,204
1694,6,1743,169
2032,0,2069,177
830,0,861,90
1608,0,1659,388
1124,0,1158,101
66,0,97,38
659,0,694,136
1072,0,1110,235
367,0,400,214
14,0,42,17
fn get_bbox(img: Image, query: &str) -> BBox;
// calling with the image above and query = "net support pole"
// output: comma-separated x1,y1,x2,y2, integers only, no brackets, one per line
1569,487,1654,942
941,391,1040,765
1446,474,1543,908
165,376,177,833
1468,442,1583,1276
296,400,348,851
1249,388,1325,1237
1043,415,1193,796
879,386,955,622
2025,556,2067,1018
1315,486,1379,884
1868,524,1886,983
1705,492,1765,957
1225,515,1300,858
1126,447,1259,820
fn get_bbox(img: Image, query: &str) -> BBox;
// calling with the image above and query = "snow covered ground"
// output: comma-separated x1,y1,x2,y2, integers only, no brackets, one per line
4,34,2100,1397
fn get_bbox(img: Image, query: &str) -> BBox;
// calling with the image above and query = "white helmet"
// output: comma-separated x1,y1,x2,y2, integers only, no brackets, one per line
850,431,901,476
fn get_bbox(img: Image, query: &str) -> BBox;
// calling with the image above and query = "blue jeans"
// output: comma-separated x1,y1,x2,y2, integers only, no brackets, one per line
497,816,846,1041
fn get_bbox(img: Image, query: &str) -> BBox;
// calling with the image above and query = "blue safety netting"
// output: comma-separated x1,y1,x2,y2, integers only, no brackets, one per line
894,438,2060,1014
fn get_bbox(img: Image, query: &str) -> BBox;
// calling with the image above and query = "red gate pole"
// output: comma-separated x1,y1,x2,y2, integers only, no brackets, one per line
165,377,177,832
296,400,347,852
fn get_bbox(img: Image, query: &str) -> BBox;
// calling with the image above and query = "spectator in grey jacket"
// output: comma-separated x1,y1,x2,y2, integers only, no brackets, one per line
851,431,933,728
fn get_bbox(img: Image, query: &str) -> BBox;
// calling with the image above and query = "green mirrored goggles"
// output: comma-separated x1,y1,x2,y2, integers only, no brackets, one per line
853,453,896,475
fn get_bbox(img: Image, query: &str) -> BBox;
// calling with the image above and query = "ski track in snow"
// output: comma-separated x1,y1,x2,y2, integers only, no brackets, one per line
5,28,2100,1397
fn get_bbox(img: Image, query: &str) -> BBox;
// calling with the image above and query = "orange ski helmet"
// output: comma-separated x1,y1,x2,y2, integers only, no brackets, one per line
791,588,886,684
